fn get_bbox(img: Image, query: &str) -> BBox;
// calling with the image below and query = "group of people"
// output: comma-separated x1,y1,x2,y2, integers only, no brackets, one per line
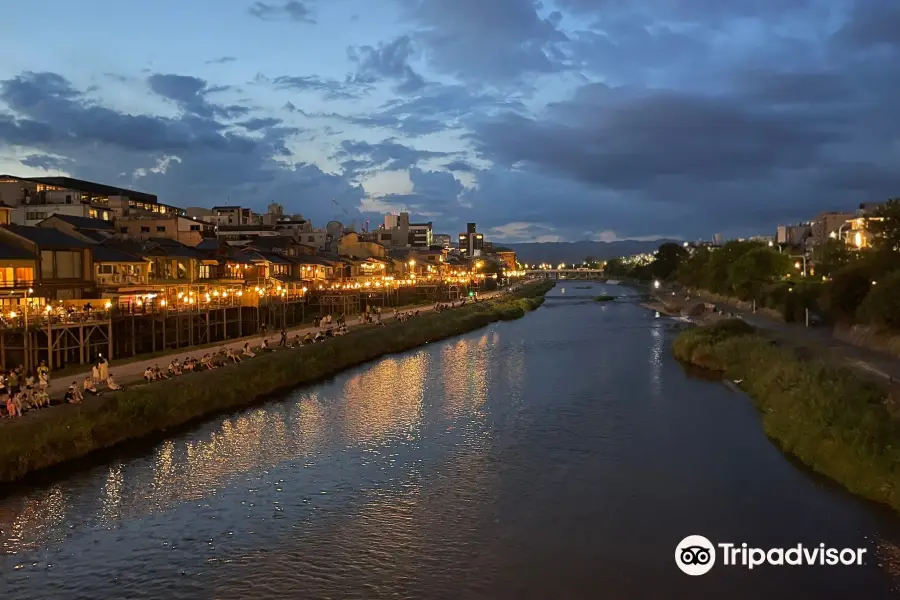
2,361,52,417
4,296,486,417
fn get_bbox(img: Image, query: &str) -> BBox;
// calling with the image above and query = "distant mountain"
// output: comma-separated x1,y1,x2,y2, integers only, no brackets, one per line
504,240,676,264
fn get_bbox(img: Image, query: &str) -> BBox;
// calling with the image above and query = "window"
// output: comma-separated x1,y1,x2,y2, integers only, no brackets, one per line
120,227,129,233
40,250,54,279
199,265,210,279
156,226,166,232
141,226,150,233
26,212,48,221
54,250,82,279
65,195,72,203
190,225,200,231
307,236,315,243
98,264,115,274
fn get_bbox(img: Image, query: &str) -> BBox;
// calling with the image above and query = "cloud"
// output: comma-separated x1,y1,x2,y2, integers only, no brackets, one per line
147,73,249,119
248,1,315,23
393,0,569,82
333,139,453,174
444,160,475,172
18,153,73,171
349,35,426,94
269,74,364,100
205,56,238,64
237,117,284,131
0,71,360,225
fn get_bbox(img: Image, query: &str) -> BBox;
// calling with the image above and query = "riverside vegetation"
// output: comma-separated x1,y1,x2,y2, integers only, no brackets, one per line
674,319,900,511
0,281,554,483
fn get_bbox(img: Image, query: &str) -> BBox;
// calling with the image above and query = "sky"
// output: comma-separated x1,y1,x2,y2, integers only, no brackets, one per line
1,0,899,243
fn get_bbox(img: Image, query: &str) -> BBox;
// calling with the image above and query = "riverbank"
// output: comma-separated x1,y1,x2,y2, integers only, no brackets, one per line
0,281,554,483
673,320,900,512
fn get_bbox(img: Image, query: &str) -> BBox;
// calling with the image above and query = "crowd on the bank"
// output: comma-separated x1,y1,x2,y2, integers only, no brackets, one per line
2,292,497,419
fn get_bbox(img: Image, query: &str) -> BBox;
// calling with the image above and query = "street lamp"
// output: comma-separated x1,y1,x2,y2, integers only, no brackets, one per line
791,255,807,277
768,240,783,253
23,287,33,370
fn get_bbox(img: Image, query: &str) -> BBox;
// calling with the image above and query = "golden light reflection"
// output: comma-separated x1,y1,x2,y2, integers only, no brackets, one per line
339,353,428,444
1,486,66,554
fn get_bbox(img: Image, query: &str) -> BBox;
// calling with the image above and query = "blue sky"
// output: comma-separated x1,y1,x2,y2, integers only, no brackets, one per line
1,0,899,242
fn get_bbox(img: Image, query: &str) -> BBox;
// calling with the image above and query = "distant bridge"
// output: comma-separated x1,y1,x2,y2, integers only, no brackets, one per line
525,269,607,280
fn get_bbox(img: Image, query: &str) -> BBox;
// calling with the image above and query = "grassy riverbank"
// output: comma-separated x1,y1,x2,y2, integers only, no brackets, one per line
0,281,554,483
673,320,900,511
594,295,615,302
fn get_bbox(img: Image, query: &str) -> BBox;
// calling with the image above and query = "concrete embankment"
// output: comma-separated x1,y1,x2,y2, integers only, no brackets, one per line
673,320,900,512
0,282,555,484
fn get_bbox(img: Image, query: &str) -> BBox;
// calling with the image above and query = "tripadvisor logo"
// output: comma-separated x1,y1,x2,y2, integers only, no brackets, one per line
675,535,867,576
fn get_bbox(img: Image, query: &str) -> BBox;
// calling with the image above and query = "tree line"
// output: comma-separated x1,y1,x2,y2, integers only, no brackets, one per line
601,199,900,330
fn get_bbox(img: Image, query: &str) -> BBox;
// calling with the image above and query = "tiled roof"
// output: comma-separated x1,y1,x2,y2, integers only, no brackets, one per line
42,214,115,230
2,224,92,249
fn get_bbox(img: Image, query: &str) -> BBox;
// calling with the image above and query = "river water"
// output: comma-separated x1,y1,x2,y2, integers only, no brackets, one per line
2,282,900,599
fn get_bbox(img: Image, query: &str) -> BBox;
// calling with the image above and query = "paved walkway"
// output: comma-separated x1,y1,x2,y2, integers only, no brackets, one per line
42,291,502,398
661,285,900,385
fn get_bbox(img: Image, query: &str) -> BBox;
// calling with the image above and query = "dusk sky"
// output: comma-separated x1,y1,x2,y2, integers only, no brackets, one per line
1,0,898,242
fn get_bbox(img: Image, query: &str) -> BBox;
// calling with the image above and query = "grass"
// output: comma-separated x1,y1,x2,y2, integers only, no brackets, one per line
0,281,555,483
594,295,616,302
673,319,900,511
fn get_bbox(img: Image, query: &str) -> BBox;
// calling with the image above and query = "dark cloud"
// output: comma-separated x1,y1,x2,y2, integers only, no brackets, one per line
339,84,527,137
248,1,315,23
147,73,248,119
834,0,900,51
19,153,73,171
394,0,569,82
205,56,238,64
333,139,452,173
349,35,426,94
0,71,359,225
237,117,284,131
365,167,465,218
444,160,475,172
269,74,364,100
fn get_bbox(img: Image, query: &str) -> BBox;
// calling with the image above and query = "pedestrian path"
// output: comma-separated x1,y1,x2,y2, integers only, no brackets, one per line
664,286,900,385
45,291,501,397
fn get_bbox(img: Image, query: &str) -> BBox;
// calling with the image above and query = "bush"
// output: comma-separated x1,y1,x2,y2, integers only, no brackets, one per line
857,270,900,330
820,261,875,323
674,323,900,511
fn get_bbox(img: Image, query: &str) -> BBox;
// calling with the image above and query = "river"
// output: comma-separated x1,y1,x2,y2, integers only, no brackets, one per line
2,282,900,599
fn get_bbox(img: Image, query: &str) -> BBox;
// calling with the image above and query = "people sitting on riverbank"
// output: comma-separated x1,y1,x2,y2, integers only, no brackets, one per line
314,331,325,343
243,342,256,358
303,332,313,345
261,338,272,352
227,348,242,363
83,376,98,396
107,374,123,391
65,382,83,404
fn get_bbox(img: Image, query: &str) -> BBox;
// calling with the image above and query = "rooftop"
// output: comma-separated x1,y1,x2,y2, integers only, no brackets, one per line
2,224,92,249
40,214,116,230
0,175,157,204
0,242,36,260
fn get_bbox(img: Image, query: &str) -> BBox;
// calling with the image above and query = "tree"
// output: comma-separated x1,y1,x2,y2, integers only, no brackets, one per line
652,242,688,280
866,199,900,252
726,247,791,300
811,238,854,277
603,258,627,277
820,261,875,322
676,247,711,289
857,270,900,330
702,241,762,293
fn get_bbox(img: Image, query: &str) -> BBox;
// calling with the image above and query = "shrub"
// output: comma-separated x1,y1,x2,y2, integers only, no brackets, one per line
857,270,900,330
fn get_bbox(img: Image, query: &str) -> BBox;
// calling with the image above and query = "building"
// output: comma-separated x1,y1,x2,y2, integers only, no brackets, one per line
433,233,451,249
371,212,411,249
36,214,117,244
493,247,517,271
809,212,854,246
409,222,433,248
844,216,884,249
458,223,484,257
93,245,151,292
0,225,95,300
776,224,811,247
0,175,182,223
211,206,255,226
117,215,213,247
